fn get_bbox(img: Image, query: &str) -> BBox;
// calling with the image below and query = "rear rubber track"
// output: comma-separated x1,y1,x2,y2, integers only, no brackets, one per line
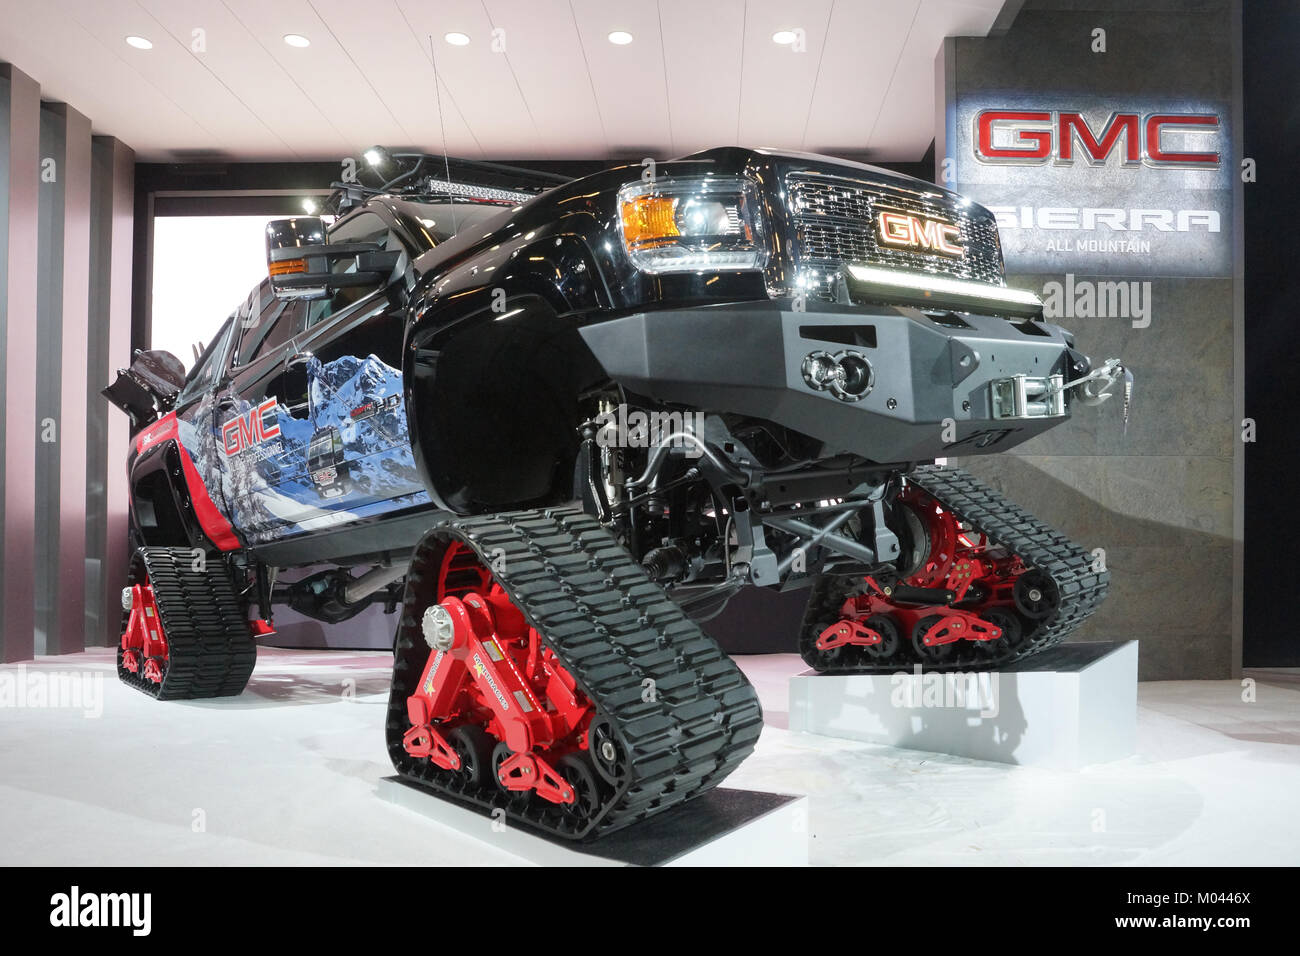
117,547,257,699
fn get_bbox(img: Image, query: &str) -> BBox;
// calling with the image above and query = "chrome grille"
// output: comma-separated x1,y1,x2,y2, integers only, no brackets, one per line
786,175,1004,298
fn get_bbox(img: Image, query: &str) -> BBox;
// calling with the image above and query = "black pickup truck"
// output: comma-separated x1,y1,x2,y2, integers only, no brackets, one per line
104,147,1126,839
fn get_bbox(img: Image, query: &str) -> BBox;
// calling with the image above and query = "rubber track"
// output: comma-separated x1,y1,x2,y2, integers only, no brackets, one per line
116,547,257,700
800,463,1110,673
386,507,764,841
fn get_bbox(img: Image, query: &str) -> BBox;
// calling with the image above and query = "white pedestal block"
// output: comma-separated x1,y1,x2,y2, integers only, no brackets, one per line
789,640,1137,769
377,778,809,866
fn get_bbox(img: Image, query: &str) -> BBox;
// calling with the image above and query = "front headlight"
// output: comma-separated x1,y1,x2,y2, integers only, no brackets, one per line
617,177,766,274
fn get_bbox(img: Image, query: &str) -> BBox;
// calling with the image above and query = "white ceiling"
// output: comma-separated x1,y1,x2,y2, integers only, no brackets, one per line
0,0,1005,163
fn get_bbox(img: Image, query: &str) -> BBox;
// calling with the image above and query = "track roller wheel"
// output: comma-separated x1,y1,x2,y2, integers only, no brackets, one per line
797,576,859,670
558,753,602,822
490,741,516,796
449,724,494,787
1014,570,1060,620
142,656,166,684
587,716,629,785
801,624,845,668
976,608,1024,655
862,613,901,659
911,614,957,663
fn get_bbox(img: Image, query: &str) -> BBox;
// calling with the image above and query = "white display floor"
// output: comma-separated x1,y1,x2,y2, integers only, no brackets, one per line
2,647,1298,865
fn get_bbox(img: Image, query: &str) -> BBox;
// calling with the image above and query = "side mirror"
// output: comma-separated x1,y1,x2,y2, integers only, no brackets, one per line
265,217,400,301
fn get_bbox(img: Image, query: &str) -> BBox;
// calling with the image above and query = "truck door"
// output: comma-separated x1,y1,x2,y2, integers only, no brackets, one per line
277,209,429,524
211,281,308,543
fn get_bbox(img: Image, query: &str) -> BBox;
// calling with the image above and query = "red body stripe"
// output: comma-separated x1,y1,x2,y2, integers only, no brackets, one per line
177,443,241,551
135,412,242,552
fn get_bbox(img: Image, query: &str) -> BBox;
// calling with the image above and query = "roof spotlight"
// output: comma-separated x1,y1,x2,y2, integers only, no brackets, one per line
363,146,392,169
302,198,319,215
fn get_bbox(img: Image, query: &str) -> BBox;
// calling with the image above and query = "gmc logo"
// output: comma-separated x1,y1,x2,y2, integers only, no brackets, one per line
974,110,1221,168
876,210,963,257
222,397,280,456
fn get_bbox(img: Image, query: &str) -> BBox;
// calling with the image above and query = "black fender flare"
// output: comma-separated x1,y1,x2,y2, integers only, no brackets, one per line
128,439,238,552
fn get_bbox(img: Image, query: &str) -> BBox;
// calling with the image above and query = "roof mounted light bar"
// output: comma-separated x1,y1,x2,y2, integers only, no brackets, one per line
326,148,573,214
417,177,538,204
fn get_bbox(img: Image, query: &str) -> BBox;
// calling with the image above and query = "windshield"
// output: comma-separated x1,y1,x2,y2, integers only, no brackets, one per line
391,200,515,248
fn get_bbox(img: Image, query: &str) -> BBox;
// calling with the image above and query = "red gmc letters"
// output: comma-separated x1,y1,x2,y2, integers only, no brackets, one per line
222,397,281,456
974,110,1221,167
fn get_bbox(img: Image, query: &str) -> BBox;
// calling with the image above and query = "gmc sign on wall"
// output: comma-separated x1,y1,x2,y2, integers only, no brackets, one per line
949,100,1231,276
974,110,1222,167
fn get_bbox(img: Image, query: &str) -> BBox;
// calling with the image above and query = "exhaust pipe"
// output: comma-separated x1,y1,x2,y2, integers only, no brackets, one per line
344,561,408,605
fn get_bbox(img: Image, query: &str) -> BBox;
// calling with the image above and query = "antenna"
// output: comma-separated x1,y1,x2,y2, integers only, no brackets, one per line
428,34,460,232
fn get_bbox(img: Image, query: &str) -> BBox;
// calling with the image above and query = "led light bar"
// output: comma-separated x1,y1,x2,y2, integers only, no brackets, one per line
845,263,1042,318
422,177,537,204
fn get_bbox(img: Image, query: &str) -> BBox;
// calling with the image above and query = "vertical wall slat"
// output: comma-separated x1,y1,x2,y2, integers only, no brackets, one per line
101,139,134,643
0,64,40,663
85,136,135,648
55,104,92,654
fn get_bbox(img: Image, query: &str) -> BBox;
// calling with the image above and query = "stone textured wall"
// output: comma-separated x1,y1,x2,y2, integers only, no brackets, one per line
962,276,1234,679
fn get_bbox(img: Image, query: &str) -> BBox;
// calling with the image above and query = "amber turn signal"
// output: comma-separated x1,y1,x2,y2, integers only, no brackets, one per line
269,259,306,276
619,195,679,249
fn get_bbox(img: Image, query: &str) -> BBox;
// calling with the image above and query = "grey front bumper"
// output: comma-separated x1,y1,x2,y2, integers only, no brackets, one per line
578,299,1078,463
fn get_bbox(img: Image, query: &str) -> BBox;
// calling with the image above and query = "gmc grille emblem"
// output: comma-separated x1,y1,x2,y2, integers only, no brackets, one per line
876,210,963,258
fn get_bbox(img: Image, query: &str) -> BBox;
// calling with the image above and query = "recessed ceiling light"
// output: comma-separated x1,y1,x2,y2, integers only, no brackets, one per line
608,31,633,45
125,36,153,50
772,30,798,45
283,34,311,48
444,32,470,46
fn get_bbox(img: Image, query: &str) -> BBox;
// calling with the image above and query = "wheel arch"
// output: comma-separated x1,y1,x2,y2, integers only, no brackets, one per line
404,272,610,515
